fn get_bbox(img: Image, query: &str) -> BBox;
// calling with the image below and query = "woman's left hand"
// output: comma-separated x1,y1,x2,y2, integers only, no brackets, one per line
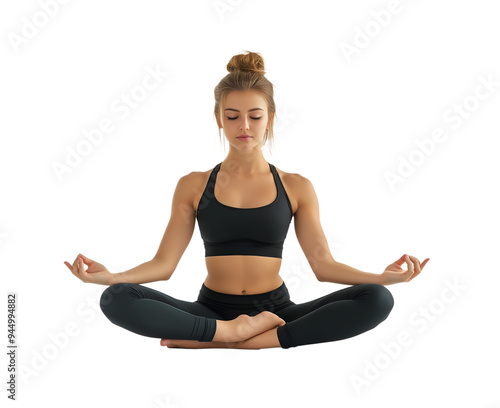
379,254,430,285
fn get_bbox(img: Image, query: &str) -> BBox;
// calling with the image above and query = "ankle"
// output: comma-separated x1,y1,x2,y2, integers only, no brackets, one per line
212,319,232,342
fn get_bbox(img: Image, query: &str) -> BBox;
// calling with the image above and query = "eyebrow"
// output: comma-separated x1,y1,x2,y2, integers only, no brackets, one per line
224,108,264,112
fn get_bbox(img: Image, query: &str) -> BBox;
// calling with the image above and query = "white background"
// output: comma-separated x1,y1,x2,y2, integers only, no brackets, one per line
1,0,499,407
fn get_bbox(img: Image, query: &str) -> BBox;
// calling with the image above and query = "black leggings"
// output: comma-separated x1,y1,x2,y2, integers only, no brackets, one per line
99,281,394,349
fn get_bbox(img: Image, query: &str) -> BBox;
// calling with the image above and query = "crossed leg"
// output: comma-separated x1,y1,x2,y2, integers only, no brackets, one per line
99,282,285,348
163,326,281,349
165,283,395,350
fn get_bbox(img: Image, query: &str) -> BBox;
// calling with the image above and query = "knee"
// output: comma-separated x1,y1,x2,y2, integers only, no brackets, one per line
99,282,133,315
363,283,395,317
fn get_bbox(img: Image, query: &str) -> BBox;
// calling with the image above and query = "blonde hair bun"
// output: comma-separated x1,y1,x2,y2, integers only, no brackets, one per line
226,50,266,76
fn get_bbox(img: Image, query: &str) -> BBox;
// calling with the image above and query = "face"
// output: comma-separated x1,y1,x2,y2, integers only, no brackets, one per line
216,89,271,150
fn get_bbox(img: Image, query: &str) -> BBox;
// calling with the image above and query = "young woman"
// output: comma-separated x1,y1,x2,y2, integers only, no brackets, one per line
64,51,429,349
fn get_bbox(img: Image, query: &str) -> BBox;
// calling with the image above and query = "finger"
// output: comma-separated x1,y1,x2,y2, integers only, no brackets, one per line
79,256,88,274
408,263,423,280
406,257,430,282
408,271,420,282
409,256,421,273
80,255,98,272
68,258,80,280
74,256,81,278
79,257,91,282
64,261,77,277
69,258,79,280
408,264,421,281
409,256,427,281
394,254,408,266
65,261,76,273
79,254,91,265
72,255,81,271
405,255,414,274
75,256,86,282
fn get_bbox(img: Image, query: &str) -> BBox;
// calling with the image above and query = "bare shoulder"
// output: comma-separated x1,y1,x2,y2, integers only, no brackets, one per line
187,166,213,189
183,166,214,213
180,165,212,186
274,166,312,215
274,165,302,184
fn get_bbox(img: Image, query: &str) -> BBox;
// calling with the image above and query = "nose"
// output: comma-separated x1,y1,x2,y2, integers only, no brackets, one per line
239,116,251,130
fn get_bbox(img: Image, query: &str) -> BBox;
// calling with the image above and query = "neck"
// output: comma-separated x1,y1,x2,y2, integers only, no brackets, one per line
221,150,269,175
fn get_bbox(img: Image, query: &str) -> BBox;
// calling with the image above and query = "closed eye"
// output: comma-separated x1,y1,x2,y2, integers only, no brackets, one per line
226,117,262,120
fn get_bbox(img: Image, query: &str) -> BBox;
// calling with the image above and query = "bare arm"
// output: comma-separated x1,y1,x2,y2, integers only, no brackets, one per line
293,175,382,285
317,260,382,285
110,173,197,285
110,258,171,285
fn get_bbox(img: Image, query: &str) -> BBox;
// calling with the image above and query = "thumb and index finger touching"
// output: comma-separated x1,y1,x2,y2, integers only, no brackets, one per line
394,253,431,274
394,254,430,265
64,253,93,271
394,254,412,266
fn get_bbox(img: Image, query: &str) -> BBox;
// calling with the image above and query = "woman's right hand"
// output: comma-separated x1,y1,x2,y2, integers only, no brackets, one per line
64,254,114,286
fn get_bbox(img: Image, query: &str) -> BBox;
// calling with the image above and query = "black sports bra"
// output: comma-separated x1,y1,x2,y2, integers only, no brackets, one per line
196,162,293,258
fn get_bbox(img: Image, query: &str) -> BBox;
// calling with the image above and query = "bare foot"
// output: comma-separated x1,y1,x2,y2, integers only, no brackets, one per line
160,311,285,346
215,311,285,343
159,339,240,349
161,325,281,350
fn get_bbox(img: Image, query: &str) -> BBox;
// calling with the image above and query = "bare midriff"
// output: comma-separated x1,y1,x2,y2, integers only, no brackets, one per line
193,164,297,295
204,255,284,295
